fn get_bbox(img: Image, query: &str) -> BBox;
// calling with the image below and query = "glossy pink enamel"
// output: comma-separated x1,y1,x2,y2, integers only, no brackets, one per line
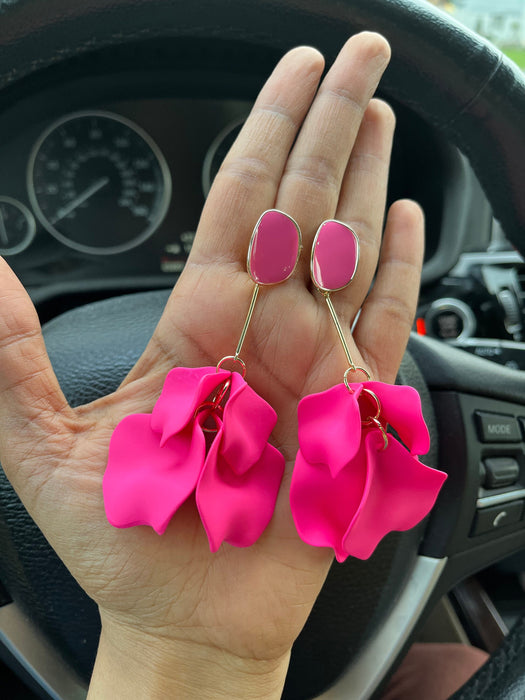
248,210,300,284
311,220,359,291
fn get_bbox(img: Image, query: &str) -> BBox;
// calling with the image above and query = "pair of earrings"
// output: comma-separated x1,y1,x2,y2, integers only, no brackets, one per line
103,210,446,561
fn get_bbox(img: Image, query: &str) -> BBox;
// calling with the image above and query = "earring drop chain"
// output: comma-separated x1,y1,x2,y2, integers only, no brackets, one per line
234,284,260,360
323,291,355,370
322,291,370,382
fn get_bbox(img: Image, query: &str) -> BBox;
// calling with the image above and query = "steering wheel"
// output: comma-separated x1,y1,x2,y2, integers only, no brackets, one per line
1,1,525,698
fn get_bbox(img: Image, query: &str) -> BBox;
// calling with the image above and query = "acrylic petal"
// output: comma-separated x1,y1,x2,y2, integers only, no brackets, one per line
151,366,230,445
298,383,362,478
103,412,206,534
290,446,368,563
342,431,447,560
197,427,285,551
362,382,430,456
220,372,278,476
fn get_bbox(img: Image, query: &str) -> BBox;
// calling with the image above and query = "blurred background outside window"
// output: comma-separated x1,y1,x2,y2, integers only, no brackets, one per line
426,0,525,68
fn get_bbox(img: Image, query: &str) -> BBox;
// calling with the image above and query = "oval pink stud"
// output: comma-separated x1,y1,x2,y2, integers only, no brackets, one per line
311,220,359,292
248,209,301,285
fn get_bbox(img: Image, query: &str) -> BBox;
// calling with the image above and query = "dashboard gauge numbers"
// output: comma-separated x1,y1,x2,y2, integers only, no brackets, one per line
160,231,195,274
0,196,36,256
28,111,171,255
180,230,196,255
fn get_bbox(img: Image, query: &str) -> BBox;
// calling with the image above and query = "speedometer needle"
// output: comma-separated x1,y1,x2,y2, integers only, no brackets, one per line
0,209,8,247
52,177,110,224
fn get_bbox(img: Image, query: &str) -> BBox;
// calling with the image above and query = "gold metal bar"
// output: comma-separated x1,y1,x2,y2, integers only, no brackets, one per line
324,292,355,369
234,284,260,359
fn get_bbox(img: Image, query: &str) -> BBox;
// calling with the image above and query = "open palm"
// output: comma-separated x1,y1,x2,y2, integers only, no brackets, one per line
0,32,424,691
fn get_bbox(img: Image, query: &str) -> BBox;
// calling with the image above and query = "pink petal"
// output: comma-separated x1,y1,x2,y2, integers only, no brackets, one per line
361,381,430,456
197,425,285,552
290,446,368,563
103,412,206,534
298,383,362,478
342,431,447,560
220,372,278,475
151,366,230,445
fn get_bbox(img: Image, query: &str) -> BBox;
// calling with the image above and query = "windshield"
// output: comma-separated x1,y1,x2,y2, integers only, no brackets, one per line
426,0,525,68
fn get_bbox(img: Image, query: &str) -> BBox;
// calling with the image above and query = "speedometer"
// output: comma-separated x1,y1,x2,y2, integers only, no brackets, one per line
27,111,171,255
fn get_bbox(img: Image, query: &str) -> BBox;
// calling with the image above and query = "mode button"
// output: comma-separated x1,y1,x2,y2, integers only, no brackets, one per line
475,412,521,443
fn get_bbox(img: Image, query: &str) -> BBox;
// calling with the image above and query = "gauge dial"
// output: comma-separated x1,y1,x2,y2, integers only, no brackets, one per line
28,111,171,255
0,196,36,256
202,117,245,197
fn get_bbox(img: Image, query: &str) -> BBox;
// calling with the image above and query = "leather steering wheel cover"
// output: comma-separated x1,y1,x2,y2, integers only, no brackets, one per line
449,613,525,700
0,0,524,246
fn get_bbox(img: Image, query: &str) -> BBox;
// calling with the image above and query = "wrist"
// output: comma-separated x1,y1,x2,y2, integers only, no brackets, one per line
88,616,290,700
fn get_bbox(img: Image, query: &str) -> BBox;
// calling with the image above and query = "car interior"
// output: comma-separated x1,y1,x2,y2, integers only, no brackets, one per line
1,0,525,698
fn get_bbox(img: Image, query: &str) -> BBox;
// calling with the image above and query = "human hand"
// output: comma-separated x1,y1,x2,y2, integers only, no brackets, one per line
0,32,424,699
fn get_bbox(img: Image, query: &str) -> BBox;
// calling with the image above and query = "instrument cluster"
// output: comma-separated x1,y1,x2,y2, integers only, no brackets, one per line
0,98,251,296
27,111,171,256
0,90,466,317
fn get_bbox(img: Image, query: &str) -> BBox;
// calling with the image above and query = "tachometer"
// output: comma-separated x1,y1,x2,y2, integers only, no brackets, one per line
28,111,171,255
202,117,245,197
0,196,36,256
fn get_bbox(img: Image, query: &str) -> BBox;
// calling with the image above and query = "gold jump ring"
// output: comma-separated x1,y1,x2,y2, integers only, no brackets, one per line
216,355,247,378
344,365,371,392
367,416,388,451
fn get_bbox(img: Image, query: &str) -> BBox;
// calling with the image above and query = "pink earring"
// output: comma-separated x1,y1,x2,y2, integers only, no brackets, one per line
103,210,301,551
290,220,447,562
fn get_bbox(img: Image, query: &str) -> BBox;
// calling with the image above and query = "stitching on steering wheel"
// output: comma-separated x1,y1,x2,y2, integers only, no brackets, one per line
447,52,503,127
0,23,279,89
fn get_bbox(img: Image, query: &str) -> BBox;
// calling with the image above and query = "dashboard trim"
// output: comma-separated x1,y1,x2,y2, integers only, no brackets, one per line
450,250,524,278
0,602,87,700
317,555,447,700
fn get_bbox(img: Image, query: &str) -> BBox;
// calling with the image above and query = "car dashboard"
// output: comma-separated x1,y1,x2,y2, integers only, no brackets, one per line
1,7,525,698
0,64,523,365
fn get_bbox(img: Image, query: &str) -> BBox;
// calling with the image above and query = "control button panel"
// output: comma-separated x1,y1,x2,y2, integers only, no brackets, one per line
483,456,520,489
421,393,525,560
475,412,521,443
471,500,524,536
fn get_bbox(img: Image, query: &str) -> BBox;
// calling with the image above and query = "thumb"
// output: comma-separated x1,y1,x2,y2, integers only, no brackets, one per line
0,257,71,492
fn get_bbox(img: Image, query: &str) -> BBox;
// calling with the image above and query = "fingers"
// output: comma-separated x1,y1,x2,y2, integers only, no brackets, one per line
352,200,425,383
190,45,325,266
0,258,70,475
191,32,390,273
128,33,398,385
276,32,391,273
333,99,396,321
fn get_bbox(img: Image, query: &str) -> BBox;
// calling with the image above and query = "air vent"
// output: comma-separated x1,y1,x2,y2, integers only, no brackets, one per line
516,262,525,306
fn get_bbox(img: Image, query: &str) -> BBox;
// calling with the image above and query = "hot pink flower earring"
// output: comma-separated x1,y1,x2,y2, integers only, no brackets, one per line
290,220,447,562
103,210,302,551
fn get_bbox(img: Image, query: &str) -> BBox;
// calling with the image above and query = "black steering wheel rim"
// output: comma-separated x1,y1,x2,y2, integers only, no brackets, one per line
0,2,525,699
0,0,524,247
